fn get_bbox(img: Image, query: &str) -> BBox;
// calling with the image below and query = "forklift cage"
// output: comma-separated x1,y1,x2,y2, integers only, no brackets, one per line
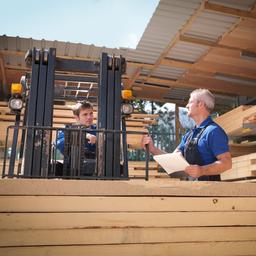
3,47,151,180
2,125,150,180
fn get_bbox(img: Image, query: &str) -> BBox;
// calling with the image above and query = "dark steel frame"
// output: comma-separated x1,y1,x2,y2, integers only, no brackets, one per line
3,48,151,180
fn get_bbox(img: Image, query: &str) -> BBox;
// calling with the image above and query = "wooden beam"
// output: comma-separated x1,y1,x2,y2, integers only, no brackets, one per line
203,48,256,69
204,2,256,19
138,73,255,97
0,56,7,85
180,73,256,96
0,55,8,97
180,35,217,47
2,196,255,212
194,60,256,80
1,227,256,246
5,64,29,71
1,241,256,256
161,58,193,69
127,67,142,89
1,212,256,230
1,179,256,196
127,59,192,86
127,61,153,70
179,35,256,53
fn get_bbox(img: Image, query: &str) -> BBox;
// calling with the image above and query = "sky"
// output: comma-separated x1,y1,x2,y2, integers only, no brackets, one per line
1,0,159,49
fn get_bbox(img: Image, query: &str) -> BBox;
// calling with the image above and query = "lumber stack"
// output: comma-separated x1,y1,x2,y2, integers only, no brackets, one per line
128,161,169,179
229,141,256,157
214,105,256,136
215,105,256,182
0,179,255,256
221,153,256,181
126,113,158,149
0,102,158,150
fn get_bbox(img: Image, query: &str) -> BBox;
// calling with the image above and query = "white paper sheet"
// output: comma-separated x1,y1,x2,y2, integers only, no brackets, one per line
153,152,189,175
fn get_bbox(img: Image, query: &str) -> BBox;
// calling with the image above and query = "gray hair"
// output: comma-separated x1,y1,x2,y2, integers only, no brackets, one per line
190,89,215,112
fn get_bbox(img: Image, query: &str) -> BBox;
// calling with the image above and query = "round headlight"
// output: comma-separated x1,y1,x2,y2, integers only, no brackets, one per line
9,98,23,110
121,103,133,115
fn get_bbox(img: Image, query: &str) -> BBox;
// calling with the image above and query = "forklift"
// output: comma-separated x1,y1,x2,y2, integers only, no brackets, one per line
3,48,150,180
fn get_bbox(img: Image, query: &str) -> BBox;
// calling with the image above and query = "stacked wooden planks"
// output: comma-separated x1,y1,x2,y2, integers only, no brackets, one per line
215,105,256,181
214,105,256,137
0,101,158,149
128,161,169,179
221,153,256,181
229,141,256,157
0,179,256,256
126,113,158,149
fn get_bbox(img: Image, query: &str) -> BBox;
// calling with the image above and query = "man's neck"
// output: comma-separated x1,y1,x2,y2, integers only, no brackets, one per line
193,114,210,126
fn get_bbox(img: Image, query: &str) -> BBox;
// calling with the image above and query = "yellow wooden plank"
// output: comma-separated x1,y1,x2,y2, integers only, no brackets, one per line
0,212,256,230
1,227,256,247
1,196,255,212
128,161,157,167
1,179,256,197
0,241,256,256
215,105,256,136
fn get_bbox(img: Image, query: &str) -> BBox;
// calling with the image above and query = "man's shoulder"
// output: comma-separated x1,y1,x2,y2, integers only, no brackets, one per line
205,121,227,137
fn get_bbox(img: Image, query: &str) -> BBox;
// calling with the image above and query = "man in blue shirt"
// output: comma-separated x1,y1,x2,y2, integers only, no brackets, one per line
54,101,97,177
141,89,232,181
56,101,96,158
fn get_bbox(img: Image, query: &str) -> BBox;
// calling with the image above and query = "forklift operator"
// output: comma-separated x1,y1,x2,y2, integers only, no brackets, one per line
141,89,232,181
56,101,97,158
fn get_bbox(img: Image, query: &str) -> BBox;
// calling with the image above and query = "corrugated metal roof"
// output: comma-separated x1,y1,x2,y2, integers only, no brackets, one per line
164,87,192,101
209,0,256,11
166,41,209,63
184,10,239,42
128,0,203,64
0,35,132,68
152,65,186,80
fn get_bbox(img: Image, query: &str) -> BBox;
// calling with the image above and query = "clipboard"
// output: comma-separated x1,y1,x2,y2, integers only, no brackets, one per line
153,152,189,175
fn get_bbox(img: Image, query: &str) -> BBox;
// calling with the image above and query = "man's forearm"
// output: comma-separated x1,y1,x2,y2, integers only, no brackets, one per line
149,146,166,155
201,158,231,176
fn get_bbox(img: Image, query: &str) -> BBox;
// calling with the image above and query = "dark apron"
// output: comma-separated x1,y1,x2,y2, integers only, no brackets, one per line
184,125,220,181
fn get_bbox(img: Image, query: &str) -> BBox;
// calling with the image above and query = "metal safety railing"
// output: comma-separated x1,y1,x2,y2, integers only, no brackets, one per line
2,125,151,180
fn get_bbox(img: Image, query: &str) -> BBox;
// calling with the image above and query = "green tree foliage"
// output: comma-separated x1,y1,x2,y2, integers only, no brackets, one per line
149,102,176,153
128,100,176,161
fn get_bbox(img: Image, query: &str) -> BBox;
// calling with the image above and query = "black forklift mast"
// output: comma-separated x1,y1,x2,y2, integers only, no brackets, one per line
20,47,127,179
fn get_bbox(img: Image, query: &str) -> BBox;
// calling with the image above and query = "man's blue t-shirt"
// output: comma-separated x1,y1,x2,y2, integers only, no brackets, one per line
178,116,229,165
56,124,96,155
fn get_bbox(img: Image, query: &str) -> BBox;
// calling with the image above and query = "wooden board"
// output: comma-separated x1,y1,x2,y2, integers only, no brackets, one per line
215,105,256,136
0,179,256,197
0,241,256,256
1,227,256,246
1,196,255,212
0,179,255,256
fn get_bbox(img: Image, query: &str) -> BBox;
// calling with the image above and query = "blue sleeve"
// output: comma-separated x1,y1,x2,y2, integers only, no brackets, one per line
84,125,97,153
208,127,229,157
56,130,65,155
